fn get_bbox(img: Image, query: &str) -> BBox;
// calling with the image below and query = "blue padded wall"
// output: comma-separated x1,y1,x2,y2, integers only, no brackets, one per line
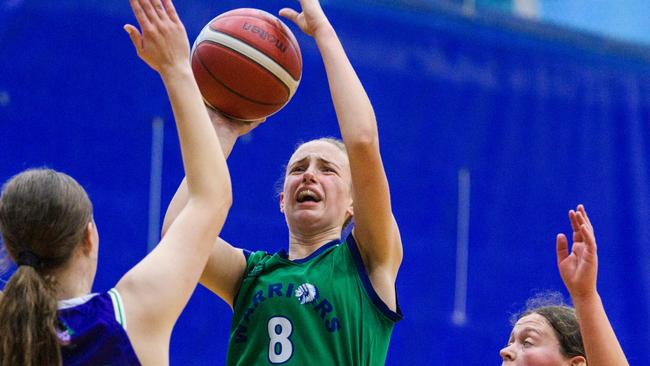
1,1,649,364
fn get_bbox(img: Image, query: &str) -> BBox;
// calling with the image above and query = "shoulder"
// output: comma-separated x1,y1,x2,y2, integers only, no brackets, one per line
58,290,127,330
242,249,276,274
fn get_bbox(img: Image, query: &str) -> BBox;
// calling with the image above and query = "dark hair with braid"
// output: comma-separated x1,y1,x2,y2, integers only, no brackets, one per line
0,168,93,366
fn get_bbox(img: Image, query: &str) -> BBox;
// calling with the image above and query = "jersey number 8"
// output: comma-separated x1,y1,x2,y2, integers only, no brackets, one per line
268,316,293,363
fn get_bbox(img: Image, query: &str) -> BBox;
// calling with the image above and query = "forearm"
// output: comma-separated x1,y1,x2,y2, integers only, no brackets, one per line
160,65,230,203
573,293,628,366
161,109,240,237
314,26,378,147
207,107,241,159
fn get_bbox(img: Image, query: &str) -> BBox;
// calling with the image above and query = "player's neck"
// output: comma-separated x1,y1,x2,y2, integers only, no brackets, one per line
51,254,95,301
288,226,341,260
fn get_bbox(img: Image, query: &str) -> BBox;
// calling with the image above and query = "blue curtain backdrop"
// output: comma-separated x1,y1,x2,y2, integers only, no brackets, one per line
1,1,648,364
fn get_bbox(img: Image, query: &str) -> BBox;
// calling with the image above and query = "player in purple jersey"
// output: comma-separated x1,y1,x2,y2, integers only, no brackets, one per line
0,0,231,364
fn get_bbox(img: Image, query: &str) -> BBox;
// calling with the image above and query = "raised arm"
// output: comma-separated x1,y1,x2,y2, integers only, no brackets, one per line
280,0,402,310
116,0,231,363
556,205,628,366
162,108,262,308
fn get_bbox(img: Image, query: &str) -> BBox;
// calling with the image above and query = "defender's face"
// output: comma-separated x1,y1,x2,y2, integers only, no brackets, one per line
280,141,353,234
500,313,580,366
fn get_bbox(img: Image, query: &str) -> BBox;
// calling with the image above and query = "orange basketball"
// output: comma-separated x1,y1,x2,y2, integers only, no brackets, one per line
191,8,303,121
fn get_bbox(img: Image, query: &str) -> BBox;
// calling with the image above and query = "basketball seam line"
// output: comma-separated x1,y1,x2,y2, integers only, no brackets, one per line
196,43,288,106
210,11,301,67
193,27,300,95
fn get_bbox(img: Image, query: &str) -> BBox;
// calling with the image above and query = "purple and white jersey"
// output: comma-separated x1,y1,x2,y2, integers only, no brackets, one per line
58,288,140,366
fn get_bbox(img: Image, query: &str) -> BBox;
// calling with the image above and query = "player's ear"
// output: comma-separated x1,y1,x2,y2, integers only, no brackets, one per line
81,221,95,256
569,356,586,366
279,192,285,213
346,202,353,218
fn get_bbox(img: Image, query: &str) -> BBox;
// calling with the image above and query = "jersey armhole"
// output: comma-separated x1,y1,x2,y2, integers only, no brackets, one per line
108,288,127,330
232,249,254,309
345,233,403,323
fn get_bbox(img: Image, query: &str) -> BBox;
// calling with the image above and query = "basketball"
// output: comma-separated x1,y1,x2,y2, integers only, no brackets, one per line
191,8,303,121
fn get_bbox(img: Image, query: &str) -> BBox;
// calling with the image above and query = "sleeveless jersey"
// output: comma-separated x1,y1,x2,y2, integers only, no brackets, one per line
58,288,141,366
227,234,402,365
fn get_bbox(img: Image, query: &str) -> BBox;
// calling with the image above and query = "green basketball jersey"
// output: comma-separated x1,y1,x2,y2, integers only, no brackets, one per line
226,234,402,365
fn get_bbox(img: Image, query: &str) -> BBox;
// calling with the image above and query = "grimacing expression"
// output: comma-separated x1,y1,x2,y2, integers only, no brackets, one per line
500,313,585,366
280,140,353,233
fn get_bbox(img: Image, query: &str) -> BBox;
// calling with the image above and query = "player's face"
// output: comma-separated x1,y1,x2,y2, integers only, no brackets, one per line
281,140,352,234
499,313,583,366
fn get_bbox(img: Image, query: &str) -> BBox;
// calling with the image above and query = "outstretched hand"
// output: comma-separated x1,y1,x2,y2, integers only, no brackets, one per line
279,0,332,37
124,0,190,75
556,204,598,300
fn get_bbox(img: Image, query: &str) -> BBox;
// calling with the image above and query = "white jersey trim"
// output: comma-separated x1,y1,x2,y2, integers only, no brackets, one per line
108,288,127,330
57,293,97,309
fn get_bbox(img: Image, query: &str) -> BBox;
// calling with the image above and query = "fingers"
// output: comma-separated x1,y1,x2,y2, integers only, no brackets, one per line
279,8,300,23
556,233,569,267
130,0,169,28
568,210,584,243
568,210,580,233
579,223,597,252
129,0,151,29
162,0,180,23
573,209,595,239
139,0,163,24
577,204,593,232
151,0,168,21
124,24,142,52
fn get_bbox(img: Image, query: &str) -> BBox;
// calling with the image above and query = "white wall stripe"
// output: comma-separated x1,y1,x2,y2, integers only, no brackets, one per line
147,117,164,253
452,168,471,326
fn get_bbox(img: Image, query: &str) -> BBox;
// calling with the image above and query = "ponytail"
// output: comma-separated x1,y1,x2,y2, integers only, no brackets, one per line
0,168,94,366
0,266,62,366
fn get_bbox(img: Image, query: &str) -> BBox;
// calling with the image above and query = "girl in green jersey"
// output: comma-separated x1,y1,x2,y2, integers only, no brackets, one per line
163,0,403,364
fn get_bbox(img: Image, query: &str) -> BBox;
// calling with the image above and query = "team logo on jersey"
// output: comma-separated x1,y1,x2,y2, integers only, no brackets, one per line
56,321,74,345
295,283,319,304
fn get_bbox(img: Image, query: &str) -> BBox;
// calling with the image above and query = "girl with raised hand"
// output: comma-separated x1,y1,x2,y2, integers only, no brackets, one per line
0,0,230,364
500,205,629,366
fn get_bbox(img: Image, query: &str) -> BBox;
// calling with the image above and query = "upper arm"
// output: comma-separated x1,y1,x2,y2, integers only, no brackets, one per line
347,140,403,278
115,198,228,346
160,178,246,308
161,177,188,237
345,140,403,313
200,237,247,308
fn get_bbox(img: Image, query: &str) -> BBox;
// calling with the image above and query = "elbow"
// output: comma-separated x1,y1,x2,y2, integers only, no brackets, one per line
222,189,233,213
205,176,233,213
345,129,379,153
221,180,233,210
161,217,172,238
212,183,233,218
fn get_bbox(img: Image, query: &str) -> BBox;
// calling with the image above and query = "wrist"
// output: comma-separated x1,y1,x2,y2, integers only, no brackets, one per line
158,62,193,81
570,290,601,307
313,22,336,42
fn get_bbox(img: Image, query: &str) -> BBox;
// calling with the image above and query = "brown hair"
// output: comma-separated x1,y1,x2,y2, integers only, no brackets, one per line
512,292,585,359
0,168,93,366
